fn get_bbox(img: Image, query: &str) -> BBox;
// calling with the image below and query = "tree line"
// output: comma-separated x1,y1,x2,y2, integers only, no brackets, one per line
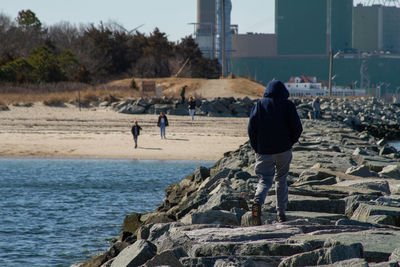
0,10,221,84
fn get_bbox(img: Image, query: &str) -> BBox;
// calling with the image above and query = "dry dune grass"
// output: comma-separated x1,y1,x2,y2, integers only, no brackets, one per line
0,87,141,106
0,77,264,107
108,77,264,99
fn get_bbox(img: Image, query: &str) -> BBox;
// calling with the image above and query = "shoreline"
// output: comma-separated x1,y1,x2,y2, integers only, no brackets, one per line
0,104,249,161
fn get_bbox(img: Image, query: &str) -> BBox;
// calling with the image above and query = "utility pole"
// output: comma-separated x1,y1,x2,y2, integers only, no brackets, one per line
328,51,333,97
221,0,226,77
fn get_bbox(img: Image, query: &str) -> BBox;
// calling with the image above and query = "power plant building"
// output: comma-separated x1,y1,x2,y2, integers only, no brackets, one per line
275,0,352,55
353,4,400,53
195,0,215,58
194,0,400,92
195,0,232,76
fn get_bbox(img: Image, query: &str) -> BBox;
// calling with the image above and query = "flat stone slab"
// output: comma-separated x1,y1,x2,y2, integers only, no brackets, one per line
288,229,400,262
286,211,347,221
176,224,303,243
351,203,400,227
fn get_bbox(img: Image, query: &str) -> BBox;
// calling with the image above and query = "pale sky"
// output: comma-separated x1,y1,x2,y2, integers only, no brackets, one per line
0,0,369,42
1,0,275,42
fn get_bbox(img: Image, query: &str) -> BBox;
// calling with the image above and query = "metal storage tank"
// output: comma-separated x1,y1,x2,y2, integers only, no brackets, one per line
215,0,232,76
196,0,216,58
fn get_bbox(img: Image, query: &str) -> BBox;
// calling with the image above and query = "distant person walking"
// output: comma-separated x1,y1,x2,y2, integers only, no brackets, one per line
248,80,303,225
188,96,196,120
157,112,169,139
131,120,142,149
312,97,321,119
180,85,187,104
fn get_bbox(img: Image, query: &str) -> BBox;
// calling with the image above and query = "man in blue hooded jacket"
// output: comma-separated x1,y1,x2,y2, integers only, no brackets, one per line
248,80,303,224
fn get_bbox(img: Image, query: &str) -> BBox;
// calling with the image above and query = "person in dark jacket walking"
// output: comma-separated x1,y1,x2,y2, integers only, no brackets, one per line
157,112,169,139
188,96,196,120
180,85,187,104
131,120,142,148
248,80,303,225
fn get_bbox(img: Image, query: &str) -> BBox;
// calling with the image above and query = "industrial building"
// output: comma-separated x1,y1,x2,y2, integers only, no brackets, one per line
195,0,400,93
353,4,400,53
195,0,232,76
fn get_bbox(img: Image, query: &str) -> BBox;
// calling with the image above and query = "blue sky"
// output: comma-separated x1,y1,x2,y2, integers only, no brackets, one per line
1,0,274,42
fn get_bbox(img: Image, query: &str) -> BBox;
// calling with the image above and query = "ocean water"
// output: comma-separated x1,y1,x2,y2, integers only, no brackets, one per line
0,159,213,267
391,141,400,151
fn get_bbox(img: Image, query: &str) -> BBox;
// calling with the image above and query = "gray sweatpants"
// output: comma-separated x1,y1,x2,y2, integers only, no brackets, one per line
254,149,292,215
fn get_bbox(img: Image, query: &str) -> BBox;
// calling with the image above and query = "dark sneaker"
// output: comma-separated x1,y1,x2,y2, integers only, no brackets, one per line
277,213,286,223
251,202,262,226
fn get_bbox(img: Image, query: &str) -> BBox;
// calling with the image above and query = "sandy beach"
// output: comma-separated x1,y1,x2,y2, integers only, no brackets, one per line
0,104,249,161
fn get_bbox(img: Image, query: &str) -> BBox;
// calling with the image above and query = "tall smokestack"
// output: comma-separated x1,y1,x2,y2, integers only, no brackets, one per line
197,0,216,35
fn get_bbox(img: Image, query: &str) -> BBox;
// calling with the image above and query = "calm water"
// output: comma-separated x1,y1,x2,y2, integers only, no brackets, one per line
391,141,400,150
0,159,213,267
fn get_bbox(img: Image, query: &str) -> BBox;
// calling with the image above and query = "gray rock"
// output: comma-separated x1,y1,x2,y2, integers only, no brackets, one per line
380,146,398,156
110,240,157,267
198,192,248,212
167,107,188,115
351,203,400,227
389,247,400,262
278,242,363,267
142,248,186,267
181,210,241,226
345,165,378,177
377,139,388,147
353,147,369,156
289,229,400,262
316,258,368,266
336,179,391,195
379,165,400,179
193,166,210,183
369,262,399,267
181,256,280,267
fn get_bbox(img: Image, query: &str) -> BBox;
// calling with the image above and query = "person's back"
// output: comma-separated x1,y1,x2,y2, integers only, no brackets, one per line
248,80,302,155
248,80,302,225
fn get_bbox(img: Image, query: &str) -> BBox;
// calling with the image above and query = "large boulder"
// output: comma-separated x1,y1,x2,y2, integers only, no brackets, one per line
110,240,157,267
142,248,186,267
336,179,391,195
345,165,378,178
379,165,400,179
278,241,363,267
351,203,400,227
181,210,241,225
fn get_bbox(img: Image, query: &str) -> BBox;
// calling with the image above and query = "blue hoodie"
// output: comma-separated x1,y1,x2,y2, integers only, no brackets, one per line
248,80,303,154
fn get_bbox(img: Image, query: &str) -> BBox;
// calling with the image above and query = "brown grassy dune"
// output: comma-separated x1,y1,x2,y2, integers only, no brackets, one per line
0,77,264,107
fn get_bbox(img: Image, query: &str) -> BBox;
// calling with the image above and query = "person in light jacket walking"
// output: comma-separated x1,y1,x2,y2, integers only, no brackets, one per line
248,80,303,225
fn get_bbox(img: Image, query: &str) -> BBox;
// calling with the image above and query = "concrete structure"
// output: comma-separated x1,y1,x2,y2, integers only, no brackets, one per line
231,33,277,58
195,0,216,58
353,4,400,53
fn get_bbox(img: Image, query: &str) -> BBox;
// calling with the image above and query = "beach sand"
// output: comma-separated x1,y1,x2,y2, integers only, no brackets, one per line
0,104,249,160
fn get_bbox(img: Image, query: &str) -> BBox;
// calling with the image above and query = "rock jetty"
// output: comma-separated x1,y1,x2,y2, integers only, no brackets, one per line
74,97,400,267
107,96,400,140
